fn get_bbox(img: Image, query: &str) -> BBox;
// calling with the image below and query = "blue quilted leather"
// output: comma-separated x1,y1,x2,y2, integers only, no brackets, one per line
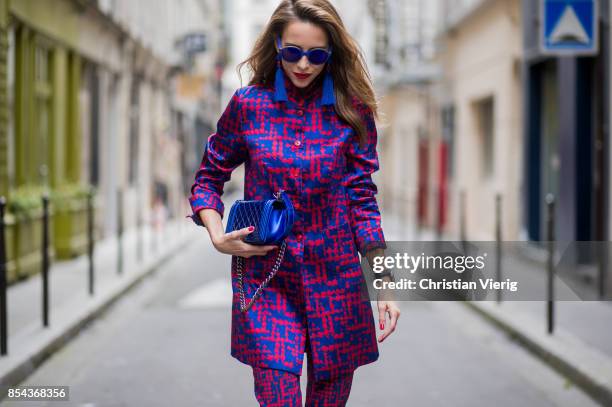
225,190,295,245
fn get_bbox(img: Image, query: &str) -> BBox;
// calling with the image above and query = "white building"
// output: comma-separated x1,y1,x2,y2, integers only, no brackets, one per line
90,0,222,236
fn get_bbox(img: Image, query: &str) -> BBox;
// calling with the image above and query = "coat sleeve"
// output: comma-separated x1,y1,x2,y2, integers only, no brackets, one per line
343,102,387,256
186,89,247,227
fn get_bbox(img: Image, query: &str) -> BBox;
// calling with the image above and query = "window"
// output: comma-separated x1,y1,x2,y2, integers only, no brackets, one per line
34,40,52,186
7,25,15,189
441,104,455,178
371,0,390,68
475,97,495,180
128,76,140,185
85,64,100,186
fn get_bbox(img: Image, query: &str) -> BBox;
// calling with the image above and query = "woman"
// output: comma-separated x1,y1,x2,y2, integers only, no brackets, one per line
187,0,400,405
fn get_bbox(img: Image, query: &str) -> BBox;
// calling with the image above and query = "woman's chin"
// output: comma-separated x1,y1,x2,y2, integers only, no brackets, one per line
291,77,312,88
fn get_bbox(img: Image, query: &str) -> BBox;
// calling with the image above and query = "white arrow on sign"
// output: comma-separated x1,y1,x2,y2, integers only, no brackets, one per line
550,5,589,44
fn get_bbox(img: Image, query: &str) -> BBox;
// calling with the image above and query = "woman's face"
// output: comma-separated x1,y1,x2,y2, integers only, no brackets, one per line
277,20,329,88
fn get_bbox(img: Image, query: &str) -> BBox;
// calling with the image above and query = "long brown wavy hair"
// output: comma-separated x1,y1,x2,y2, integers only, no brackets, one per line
236,0,378,147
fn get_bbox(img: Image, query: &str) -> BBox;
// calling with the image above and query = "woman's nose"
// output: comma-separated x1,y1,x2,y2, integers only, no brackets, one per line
297,55,309,70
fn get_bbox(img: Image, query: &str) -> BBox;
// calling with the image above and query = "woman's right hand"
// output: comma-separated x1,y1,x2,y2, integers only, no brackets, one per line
211,226,278,258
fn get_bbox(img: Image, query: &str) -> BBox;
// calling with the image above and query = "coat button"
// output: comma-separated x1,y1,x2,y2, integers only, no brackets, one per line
297,110,304,116
294,140,301,147
296,232,303,240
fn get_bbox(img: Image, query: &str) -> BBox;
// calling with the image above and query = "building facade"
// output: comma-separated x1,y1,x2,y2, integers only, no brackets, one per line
0,0,218,283
437,0,523,240
522,0,609,246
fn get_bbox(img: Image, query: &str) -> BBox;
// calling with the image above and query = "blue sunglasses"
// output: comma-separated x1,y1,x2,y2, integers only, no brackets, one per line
276,37,332,65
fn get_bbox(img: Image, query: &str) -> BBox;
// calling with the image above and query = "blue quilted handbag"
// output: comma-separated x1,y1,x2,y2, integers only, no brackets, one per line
225,190,295,312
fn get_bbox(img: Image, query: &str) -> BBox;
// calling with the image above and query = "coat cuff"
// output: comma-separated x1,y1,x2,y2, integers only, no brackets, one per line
187,191,224,227
354,226,387,257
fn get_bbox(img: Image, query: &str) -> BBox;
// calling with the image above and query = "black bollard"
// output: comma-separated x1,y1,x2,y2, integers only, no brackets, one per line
151,218,157,253
436,189,443,241
495,193,503,303
117,189,123,275
415,191,421,239
42,193,50,327
599,239,608,300
0,197,7,355
401,192,408,240
137,200,143,263
87,188,95,296
546,193,555,334
460,190,467,254
152,201,158,254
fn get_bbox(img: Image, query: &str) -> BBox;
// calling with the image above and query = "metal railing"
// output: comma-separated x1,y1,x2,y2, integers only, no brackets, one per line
0,187,157,356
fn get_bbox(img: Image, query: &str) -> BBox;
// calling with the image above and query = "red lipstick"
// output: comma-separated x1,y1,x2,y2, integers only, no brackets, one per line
294,72,312,80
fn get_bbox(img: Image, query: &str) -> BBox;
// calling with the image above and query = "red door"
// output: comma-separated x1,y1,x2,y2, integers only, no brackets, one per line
438,141,448,231
417,139,429,226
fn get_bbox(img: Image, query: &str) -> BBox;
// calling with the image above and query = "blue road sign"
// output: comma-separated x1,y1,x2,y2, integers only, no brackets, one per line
541,0,599,55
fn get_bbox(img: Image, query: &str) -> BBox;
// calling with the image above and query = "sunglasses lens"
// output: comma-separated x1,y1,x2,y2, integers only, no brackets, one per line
281,46,302,62
308,49,329,65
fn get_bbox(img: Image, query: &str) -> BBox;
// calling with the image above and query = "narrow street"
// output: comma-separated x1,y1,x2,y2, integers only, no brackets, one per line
1,0,611,406
5,233,597,407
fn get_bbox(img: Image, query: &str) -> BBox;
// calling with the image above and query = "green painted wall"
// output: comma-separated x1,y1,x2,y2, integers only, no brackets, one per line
0,0,7,197
12,0,82,190
66,51,80,184
10,0,79,51
51,46,67,187
14,24,30,187
0,0,82,198
5,0,88,265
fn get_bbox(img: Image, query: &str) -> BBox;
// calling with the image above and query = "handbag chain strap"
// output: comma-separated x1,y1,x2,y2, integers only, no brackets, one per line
236,240,287,312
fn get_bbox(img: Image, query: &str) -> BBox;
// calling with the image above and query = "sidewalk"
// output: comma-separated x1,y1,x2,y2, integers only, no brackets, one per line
382,212,612,406
0,215,200,393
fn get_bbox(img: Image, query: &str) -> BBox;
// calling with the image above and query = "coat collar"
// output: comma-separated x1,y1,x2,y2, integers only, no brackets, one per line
274,70,325,106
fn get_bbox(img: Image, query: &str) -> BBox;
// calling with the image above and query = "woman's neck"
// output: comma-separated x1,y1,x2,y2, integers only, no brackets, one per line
284,71,324,99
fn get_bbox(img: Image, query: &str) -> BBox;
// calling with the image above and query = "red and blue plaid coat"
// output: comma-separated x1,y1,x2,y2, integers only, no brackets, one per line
187,73,387,381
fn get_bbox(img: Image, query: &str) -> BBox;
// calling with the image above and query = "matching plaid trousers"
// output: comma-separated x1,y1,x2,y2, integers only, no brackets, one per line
252,333,355,406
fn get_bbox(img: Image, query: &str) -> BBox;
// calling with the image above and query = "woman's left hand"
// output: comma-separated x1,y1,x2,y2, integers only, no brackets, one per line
376,293,400,343
364,248,401,342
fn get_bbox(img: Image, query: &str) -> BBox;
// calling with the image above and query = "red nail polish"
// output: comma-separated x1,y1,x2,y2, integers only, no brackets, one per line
248,226,254,231
380,322,384,330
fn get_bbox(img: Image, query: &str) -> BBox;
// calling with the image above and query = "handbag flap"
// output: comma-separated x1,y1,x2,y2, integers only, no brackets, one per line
225,191,295,245
226,200,272,243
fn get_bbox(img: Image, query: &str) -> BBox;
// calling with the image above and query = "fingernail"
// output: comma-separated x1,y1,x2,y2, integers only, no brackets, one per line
380,322,384,330
248,226,254,231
